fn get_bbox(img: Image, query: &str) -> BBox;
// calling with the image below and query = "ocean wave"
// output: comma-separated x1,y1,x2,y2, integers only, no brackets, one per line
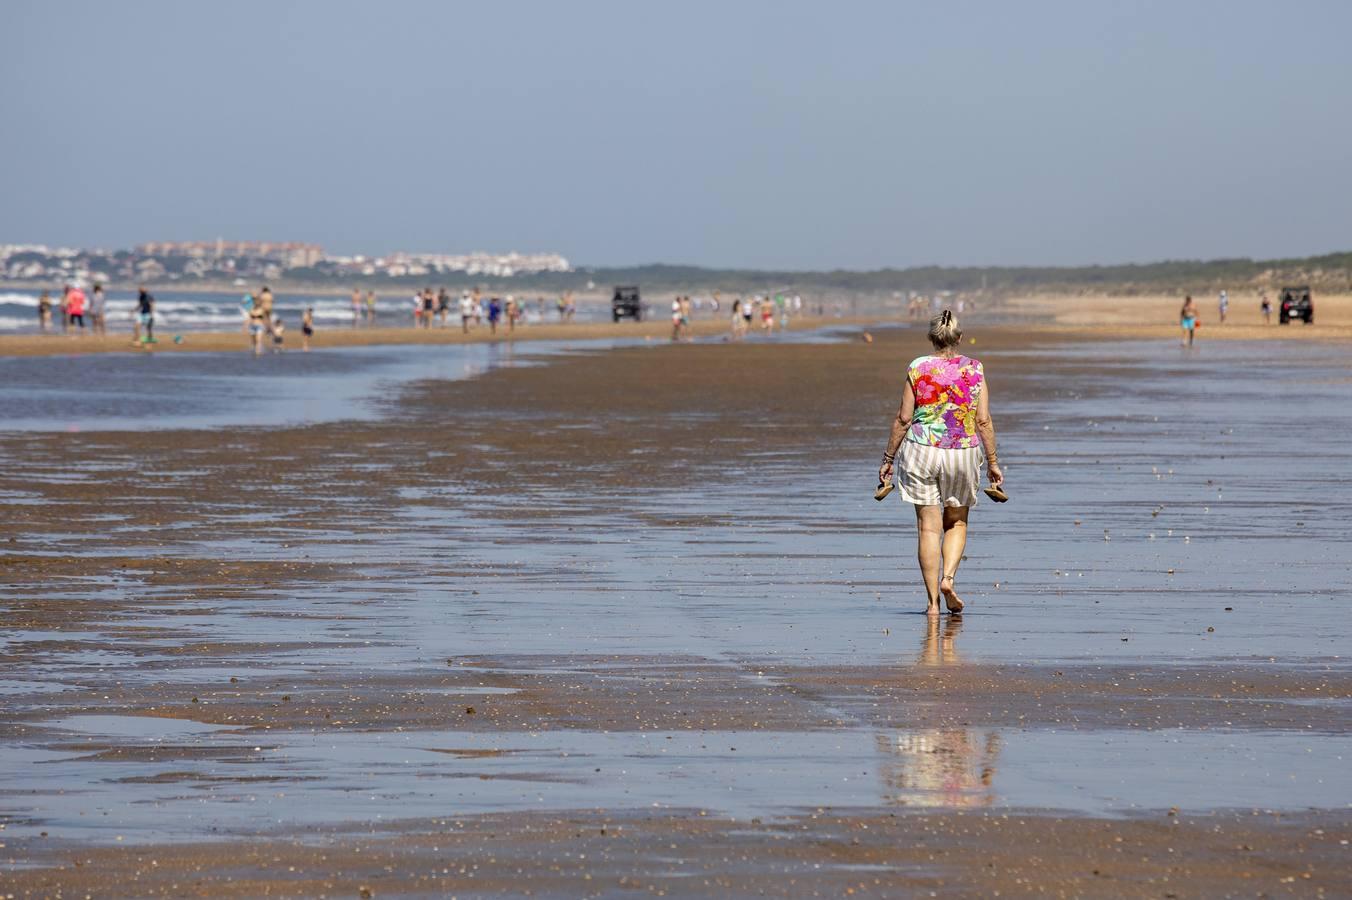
0,291,603,332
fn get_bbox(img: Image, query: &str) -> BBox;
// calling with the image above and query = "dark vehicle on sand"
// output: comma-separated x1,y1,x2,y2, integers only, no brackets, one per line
612,285,642,322
1278,286,1313,325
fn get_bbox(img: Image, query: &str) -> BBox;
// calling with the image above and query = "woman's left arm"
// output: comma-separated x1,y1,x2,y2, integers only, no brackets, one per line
879,381,916,484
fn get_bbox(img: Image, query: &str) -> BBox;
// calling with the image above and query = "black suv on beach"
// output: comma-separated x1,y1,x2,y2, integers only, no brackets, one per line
1278,286,1313,324
612,285,642,321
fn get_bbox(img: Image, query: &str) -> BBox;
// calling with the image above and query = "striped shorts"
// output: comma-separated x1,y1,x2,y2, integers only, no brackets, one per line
896,441,983,508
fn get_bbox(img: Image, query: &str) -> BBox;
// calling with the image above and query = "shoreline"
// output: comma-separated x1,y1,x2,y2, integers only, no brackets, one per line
0,315,878,357
3,289,1350,358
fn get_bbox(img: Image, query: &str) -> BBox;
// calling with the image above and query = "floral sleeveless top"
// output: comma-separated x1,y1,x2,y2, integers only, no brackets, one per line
906,355,985,449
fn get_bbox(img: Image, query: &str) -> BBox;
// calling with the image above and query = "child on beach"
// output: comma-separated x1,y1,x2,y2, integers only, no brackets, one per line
272,316,286,353
301,307,314,351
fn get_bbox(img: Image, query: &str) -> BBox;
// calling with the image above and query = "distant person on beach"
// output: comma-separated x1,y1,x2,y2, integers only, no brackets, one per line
488,296,501,334
66,284,87,332
365,290,377,324
301,307,314,351
247,292,268,355
37,290,52,332
438,288,450,327
271,316,285,352
240,292,255,334
1180,295,1198,347
136,286,156,344
257,286,274,324
351,288,363,327
1260,291,1272,324
1218,289,1229,324
671,296,683,341
90,284,107,335
730,298,744,340
878,310,1003,617
59,285,71,333
459,291,475,333
422,288,436,329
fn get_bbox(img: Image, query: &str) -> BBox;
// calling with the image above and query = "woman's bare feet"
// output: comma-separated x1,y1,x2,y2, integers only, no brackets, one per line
939,575,964,614
926,600,941,618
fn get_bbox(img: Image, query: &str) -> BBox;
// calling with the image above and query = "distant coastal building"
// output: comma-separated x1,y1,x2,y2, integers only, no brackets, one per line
2,241,570,285
136,240,324,269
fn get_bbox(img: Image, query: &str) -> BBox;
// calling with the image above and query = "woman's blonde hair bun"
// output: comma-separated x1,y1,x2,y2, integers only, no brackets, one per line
928,309,962,349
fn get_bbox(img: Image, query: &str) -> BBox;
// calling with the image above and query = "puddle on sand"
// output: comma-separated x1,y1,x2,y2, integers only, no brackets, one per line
0,339,642,432
45,715,244,739
2,725,1346,843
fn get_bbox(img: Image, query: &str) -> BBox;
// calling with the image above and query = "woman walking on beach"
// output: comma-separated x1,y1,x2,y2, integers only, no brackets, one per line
878,311,1002,617
1180,295,1198,347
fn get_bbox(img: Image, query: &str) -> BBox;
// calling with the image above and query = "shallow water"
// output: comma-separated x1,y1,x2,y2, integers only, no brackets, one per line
4,716,1347,843
2,335,1350,845
0,340,641,431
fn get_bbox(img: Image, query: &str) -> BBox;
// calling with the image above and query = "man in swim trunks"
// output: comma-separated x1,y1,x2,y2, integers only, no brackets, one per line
1180,295,1198,347
136,286,156,344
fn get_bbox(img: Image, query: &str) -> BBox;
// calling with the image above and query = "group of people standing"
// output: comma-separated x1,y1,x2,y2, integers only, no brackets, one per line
348,289,379,327
37,284,107,335
240,286,313,354
35,284,157,345
727,293,802,341
406,288,575,335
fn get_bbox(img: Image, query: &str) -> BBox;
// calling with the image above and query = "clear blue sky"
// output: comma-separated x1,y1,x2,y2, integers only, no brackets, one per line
3,0,1349,269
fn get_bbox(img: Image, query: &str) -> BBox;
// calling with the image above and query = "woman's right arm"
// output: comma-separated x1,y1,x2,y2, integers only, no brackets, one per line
878,380,916,484
975,384,1003,486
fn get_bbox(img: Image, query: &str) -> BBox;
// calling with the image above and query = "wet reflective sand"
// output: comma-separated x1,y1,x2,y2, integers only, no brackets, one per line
1,328,1349,895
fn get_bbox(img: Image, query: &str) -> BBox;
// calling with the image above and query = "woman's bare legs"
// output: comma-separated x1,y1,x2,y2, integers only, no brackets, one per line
939,506,969,613
914,505,944,616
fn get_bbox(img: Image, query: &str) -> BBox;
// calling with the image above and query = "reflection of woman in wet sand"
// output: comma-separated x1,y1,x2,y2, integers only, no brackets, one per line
917,615,963,666
878,311,1003,616
875,617,1001,808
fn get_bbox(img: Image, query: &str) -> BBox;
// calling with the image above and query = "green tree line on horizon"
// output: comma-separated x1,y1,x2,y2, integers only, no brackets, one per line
286,249,1352,293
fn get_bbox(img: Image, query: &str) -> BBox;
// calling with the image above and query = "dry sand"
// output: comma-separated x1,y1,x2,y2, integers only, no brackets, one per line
1005,290,1352,342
